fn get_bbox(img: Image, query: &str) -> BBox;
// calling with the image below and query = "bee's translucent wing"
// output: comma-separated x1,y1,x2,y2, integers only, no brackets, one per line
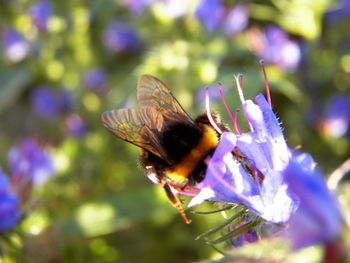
101,107,169,161
137,75,194,124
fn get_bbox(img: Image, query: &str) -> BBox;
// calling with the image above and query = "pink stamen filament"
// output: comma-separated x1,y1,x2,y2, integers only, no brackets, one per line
169,183,200,193
205,87,223,134
218,83,237,130
171,189,199,197
259,60,272,108
169,183,200,197
233,109,242,135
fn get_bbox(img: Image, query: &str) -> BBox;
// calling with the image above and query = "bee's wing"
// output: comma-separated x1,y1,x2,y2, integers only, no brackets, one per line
101,107,170,162
137,75,195,124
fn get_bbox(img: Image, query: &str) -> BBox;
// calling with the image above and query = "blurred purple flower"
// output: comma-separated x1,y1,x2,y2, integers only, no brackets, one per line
123,0,155,14
196,84,228,106
32,86,60,120
30,0,52,31
264,26,301,71
31,86,73,121
195,0,224,33
8,139,54,188
189,71,341,248
247,26,301,71
318,94,350,138
103,21,139,54
0,169,21,232
325,0,350,23
83,68,108,96
3,28,30,62
224,5,249,37
65,114,87,138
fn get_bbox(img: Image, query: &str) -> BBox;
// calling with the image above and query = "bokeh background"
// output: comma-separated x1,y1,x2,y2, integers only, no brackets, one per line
0,0,350,262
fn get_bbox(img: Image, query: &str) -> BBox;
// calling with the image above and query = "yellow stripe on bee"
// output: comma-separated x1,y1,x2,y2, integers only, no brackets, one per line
166,127,219,184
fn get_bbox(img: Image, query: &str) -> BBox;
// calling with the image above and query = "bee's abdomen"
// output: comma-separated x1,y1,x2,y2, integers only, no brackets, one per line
165,125,219,185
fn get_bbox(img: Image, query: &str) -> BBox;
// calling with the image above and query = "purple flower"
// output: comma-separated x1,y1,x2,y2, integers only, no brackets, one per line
224,5,249,37
264,26,301,71
31,86,73,120
195,0,225,33
8,139,55,188
65,114,87,138
247,26,301,71
30,0,52,31
0,169,21,232
325,0,350,23
196,84,228,106
123,0,155,14
189,104,296,223
32,86,60,120
102,21,139,54
318,94,350,138
83,68,108,96
188,69,341,248
3,28,30,62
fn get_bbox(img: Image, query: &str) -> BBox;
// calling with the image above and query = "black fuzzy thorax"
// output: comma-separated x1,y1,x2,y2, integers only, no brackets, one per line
140,113,225,185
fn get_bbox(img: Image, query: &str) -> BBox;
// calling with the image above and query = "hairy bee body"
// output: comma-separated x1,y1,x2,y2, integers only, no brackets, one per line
140,114,220,186
101,75,224,223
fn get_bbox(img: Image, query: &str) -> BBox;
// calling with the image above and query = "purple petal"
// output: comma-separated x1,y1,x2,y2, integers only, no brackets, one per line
237,95,290,173
283,156,342,249
0,170,21,231
189,132,258,207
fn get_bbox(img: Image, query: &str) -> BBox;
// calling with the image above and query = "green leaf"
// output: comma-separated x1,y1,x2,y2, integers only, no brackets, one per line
0,66,31,113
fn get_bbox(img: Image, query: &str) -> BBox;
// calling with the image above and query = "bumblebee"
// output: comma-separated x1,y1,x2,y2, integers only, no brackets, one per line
101,75,223,223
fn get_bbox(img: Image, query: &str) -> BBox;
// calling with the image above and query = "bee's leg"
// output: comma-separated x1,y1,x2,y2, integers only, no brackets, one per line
163,182,191,224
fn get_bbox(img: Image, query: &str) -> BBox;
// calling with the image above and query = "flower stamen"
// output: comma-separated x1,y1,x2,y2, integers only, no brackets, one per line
234,74,245,104
259,60,272,108
233,109,242,135
218,83,236,128
205,87,223,134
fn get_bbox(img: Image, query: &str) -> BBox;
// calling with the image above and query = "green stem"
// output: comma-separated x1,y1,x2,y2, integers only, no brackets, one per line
208,219,262,245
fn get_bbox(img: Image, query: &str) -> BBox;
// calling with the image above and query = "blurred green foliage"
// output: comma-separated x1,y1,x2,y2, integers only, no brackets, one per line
0,0,350,262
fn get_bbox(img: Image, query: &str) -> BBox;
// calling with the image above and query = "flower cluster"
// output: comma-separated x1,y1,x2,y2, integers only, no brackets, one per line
187,64,342,249
0,139,55,233
195,0,248,37
316,94,350,138
147,63,342,250
246,26,301,71
0,169,21,232
30,0,52,32
103,21,140,54
3,28,30,63
31,86,73,121
9,139,55,188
